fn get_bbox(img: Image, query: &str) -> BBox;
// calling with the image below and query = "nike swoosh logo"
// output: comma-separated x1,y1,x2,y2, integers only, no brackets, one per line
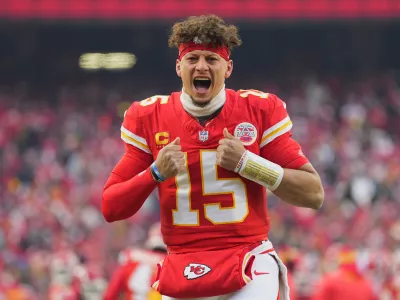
254,270,269,276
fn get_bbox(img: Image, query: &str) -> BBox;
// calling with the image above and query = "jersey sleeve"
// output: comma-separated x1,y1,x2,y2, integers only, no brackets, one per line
103,265,128,300
102,101,158,223
121,102,151,155
259,94,309,169
102,145,156,222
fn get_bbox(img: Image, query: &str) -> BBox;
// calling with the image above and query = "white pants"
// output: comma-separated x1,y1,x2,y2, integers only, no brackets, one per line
162,241,289,300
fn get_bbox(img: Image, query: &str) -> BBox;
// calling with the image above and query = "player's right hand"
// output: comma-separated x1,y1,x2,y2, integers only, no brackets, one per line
154,137,185,179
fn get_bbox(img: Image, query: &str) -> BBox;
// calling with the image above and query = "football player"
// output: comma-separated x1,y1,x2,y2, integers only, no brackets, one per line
103,222,166,300
102,14,324,300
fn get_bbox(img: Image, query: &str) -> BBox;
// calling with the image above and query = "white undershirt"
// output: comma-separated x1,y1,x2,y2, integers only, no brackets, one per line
180,85,226,117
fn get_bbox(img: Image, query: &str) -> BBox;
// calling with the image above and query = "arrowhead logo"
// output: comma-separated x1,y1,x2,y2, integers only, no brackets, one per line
184,263,211,280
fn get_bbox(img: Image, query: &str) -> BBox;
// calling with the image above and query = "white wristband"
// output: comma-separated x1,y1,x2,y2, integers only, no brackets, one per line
235,150,284,191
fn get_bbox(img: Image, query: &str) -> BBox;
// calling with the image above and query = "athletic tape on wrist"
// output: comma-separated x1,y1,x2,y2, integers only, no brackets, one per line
235,150,284,191
150,163,165,183
234,151,247,173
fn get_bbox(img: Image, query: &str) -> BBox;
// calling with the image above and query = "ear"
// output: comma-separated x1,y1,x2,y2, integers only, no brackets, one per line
176,59,182,77
225,60,233,79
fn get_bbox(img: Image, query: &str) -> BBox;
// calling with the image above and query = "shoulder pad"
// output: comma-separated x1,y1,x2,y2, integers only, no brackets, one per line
237,90,287,110
124,95,171,119
237,89,274,110
238,89,270,100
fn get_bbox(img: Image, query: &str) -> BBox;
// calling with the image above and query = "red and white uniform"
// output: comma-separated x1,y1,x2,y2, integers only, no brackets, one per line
103,89,309,299
104,89,307,252
103,248,165,300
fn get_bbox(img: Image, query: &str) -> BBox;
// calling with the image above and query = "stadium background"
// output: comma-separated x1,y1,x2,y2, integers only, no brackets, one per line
1,0,400,298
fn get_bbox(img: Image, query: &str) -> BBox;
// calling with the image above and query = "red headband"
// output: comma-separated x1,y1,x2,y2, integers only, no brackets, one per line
178,41,230,61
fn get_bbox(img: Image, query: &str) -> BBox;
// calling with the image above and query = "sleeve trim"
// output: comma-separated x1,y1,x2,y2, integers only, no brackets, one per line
260,116,292,148
121,126,151,154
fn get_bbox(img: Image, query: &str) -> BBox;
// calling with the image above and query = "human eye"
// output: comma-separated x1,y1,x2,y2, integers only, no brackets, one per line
187,56,197,62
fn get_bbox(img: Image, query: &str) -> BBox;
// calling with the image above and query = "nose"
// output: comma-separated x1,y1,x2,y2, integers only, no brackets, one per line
195,56,209,72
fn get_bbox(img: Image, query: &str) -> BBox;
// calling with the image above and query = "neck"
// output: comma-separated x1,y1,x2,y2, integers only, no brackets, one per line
180,85,226,117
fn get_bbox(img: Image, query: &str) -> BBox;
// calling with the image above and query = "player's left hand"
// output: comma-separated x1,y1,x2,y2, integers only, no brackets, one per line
216,128,246,172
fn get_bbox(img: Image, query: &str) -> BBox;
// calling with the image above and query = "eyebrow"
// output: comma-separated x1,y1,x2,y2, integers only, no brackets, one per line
187,54,219,58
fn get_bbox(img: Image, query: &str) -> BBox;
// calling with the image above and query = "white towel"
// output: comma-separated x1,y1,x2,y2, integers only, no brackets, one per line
254,240,291,300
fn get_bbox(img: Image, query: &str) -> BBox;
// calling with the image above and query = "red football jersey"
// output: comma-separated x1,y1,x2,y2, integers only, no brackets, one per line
121,89,308,253
103,248,164,300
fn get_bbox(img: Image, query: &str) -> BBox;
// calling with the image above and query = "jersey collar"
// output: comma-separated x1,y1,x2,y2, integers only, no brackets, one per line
180,85,226,117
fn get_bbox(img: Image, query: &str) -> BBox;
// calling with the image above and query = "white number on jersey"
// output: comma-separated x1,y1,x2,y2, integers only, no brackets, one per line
172,150,249,226
140,95,169,106
127,263,153,300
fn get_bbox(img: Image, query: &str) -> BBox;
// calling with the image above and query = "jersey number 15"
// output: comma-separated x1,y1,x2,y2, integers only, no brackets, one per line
172,150,249,226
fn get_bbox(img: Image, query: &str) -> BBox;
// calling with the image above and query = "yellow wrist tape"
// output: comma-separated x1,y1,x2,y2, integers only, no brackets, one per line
235,151,284,191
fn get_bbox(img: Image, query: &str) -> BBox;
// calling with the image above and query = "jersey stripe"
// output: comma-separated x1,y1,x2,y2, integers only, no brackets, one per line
241,252,253,284
260,116,292,148
121,126,151,154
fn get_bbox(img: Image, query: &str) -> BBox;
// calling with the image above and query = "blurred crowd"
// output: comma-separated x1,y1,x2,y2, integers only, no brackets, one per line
0,72,399,299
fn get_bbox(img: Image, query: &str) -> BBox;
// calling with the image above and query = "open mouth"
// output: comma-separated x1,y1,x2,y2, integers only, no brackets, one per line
193,77,211,93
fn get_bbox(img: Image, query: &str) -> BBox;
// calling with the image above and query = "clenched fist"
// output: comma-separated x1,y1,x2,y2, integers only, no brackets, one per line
155,137,185,179
216,128,246,172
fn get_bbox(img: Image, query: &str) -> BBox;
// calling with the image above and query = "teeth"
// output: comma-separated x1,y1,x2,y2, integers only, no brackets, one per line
194,78,210,81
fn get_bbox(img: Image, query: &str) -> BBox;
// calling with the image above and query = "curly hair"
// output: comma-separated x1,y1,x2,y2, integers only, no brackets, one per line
168,15,242,52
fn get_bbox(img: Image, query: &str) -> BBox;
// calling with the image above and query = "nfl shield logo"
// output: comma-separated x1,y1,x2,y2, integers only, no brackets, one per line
199,130,209,142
